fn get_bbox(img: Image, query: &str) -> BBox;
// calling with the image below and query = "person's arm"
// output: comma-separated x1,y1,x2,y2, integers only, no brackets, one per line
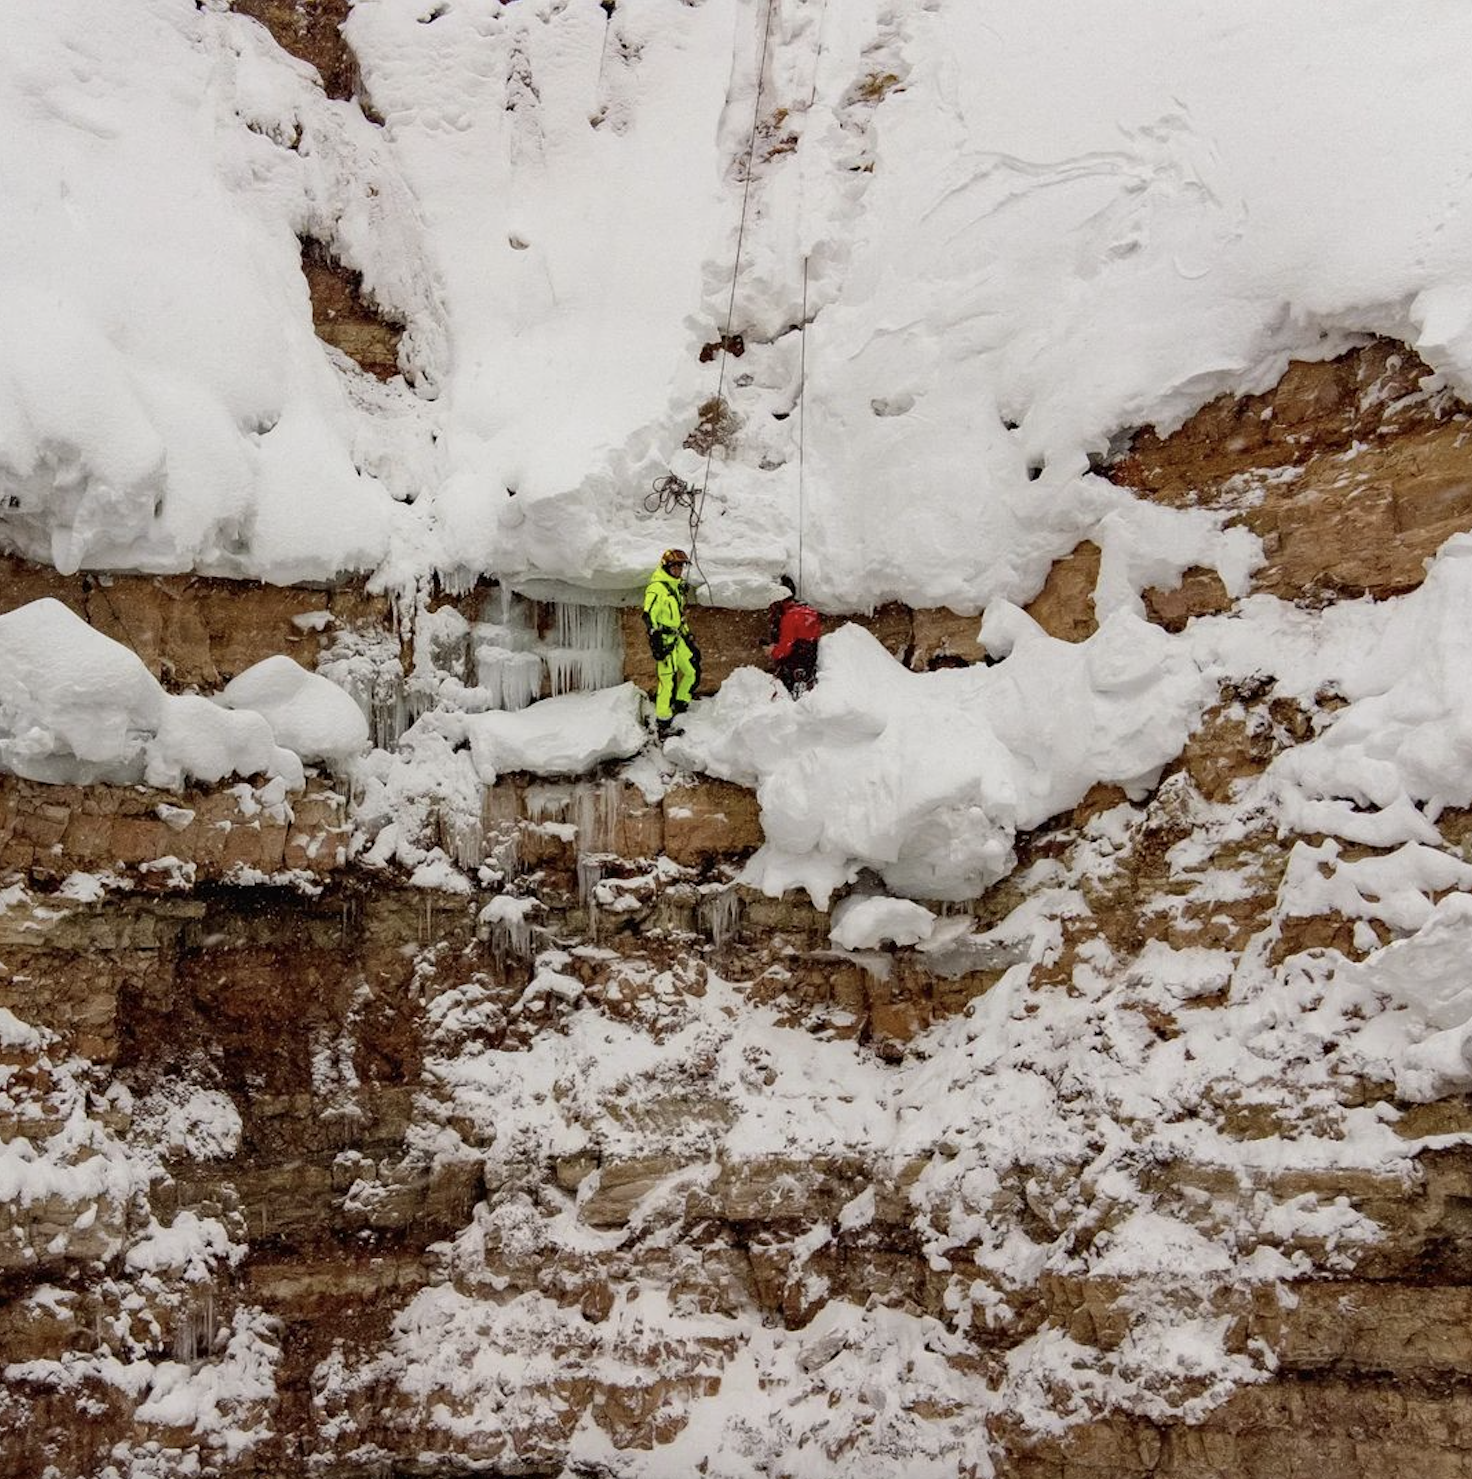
771,605,800,661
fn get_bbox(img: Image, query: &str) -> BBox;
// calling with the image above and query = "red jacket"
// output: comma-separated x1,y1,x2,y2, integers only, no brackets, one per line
770,599,821,660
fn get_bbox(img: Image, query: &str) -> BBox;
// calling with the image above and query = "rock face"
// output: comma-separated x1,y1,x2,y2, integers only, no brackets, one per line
0,558,392,689
229,0,356,102
0,776,349,882
7,342,1472,1477
300,238,406,382
6,705,1472,1476
1114,339,1472,609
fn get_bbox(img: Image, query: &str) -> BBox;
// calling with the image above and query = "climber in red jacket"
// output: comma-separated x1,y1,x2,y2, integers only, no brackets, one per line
766,576,821,697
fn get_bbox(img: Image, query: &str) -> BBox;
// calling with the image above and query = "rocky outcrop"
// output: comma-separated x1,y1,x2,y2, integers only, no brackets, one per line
1114,339,1472,611
0,557,392,689
300,237,406,382
8,343,1472,1476
229,0,356,103
0,776,349,883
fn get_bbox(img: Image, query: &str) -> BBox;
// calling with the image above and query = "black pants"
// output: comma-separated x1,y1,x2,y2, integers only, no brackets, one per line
775,640,818,696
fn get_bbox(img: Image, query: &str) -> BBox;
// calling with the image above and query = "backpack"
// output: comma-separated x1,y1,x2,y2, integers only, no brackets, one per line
786,602,821,643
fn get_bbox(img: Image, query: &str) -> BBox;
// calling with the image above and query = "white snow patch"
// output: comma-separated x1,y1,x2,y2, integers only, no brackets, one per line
461,683,648,783
218,655,369,766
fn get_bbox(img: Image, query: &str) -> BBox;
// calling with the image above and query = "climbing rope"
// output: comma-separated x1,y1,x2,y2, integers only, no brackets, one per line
595,0,615,92
806,0,828,109
644,471,697,518
682,0,779,593
93,579,147,663
797,252,809,601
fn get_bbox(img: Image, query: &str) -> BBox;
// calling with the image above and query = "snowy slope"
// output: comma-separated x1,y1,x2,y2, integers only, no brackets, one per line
6,0,1472,609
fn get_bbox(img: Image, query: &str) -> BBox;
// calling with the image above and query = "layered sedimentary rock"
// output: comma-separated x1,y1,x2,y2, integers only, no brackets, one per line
5,343,1472,1476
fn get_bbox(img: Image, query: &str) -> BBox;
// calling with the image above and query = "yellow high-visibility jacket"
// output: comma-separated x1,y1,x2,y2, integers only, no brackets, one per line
642,567,690,649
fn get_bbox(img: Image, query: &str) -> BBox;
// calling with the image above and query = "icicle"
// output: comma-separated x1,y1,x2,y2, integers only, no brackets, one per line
372,680,409,750
544,601,623,696
436,799,484,870
700,887,742,950
543,647,624,697
173,1289,215,1364
479,896,537,970
574,785,597,855
525,785,570,828
475,643,544,711
472,584,543,713
544,648,580,698
318,630,411,748
544,778,623,854
437,566,479,598
599,778,622,854
577,855,604,941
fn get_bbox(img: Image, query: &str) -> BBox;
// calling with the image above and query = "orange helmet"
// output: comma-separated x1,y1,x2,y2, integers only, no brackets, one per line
661,547,690,571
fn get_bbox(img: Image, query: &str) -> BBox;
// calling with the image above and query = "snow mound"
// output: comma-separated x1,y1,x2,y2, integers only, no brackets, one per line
1338,893,1472,1101
830,895,937,950
149,694,298,791
218,656,369,765
1266,535,1472,846
673,615,1207,906
0,597,162,783
461,683,648,783
0,598,302,789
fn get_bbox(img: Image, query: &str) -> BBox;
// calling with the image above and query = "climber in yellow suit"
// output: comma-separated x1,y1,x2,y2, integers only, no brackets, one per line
643,548,700,738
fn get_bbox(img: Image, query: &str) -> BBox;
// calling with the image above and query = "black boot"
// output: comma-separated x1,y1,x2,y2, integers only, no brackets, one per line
656,717,673,740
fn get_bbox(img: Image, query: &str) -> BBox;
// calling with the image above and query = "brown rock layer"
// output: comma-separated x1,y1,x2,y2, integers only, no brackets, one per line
7,340,1472,1475
0,557,392,688
1113,339,1472,606
229,0,356,102
300,238,405,381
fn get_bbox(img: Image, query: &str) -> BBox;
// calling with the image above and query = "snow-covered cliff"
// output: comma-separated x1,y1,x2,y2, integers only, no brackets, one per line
8,0,1472,606
8,3,1472,1477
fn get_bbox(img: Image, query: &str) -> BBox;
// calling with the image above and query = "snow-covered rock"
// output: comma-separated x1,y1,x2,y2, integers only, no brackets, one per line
0,597,163,784
830,895,937,950
217,655,369,766
0,598,302,789
461,683,648,783
675,616,1207,905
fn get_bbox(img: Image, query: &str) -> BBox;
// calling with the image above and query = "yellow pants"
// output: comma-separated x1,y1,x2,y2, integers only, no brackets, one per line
655,638,697,719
